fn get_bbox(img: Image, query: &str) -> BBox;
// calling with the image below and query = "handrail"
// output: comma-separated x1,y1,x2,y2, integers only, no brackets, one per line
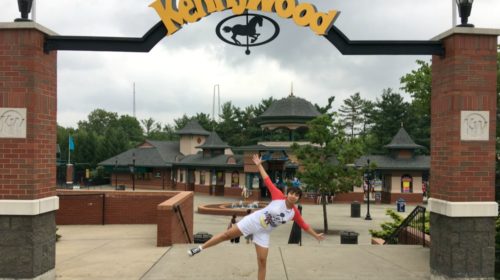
174,204,192,243
384,205,426,246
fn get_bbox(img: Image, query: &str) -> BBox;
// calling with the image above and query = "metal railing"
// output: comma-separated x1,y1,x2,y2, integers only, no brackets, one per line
384,206,427,246
174,205,192,243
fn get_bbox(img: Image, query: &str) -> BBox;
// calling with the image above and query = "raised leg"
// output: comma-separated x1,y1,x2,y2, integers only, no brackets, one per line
201,225,242,250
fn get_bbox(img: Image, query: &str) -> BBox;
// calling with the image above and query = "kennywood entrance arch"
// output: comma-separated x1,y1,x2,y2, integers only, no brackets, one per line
43,20,444,55
1,1,499,279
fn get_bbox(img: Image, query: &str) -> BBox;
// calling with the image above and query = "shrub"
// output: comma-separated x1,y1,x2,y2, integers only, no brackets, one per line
370,209,430,240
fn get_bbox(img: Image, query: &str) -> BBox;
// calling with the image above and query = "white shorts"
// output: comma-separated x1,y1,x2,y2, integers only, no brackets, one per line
236,215,272,248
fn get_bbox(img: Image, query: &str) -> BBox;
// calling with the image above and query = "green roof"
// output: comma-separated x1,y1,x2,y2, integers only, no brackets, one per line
196,131,230,149
99,140,181,168
176,153,243,168
175,120,210,136
257,94,320,125
233,144,291,152
384,127,423,150
355,155,430,170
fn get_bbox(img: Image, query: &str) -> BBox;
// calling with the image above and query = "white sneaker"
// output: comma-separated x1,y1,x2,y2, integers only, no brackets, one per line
187,246,202,256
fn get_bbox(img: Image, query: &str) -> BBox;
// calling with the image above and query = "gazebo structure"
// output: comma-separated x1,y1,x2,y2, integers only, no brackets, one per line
236,93,320,198
257,92,320,141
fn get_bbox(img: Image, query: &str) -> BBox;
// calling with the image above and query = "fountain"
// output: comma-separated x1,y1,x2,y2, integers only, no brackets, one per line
198,200,268,216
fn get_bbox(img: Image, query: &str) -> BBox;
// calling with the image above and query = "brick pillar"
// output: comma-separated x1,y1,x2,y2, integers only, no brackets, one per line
429,28,499,279
0,22,58,279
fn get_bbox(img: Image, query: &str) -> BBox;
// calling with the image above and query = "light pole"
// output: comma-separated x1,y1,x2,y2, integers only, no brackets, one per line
129,153,136,191
455,0,474,27
114,158,118,189
364,159,372,220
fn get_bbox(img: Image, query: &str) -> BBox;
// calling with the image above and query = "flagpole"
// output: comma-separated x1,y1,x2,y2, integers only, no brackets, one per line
68,136,71,164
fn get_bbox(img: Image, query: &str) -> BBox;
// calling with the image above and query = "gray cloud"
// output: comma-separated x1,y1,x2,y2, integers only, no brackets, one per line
1,0,499,128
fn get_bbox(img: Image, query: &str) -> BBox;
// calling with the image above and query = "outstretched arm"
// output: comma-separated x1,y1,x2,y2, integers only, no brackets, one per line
252,154,284,200
305,227,325,242
252,154,269,179
292,207,325,242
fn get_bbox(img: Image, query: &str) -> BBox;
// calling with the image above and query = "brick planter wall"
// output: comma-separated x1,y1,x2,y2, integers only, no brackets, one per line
56,190,194,247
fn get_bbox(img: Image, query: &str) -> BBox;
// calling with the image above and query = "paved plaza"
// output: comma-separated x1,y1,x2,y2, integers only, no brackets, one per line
55,193,430,279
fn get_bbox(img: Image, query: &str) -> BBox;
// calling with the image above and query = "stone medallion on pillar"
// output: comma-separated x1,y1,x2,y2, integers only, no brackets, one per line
429,27,500,279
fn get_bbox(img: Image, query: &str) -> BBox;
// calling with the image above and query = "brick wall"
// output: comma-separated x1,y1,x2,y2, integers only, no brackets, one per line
0,27,57,199
57,193,104,224
157,191,193,246
56,190,194,247
431,34,497,202
57,190,171,224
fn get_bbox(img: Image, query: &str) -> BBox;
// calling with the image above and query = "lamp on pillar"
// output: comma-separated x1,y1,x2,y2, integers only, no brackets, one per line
128,153,136,191
455,0,474,27
15,0,33,22
364,159,372,220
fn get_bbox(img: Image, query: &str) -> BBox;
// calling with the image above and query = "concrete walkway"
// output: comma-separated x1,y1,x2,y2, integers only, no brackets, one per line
55,194,430,279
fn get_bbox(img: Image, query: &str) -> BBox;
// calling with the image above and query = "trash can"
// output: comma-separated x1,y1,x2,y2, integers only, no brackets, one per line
396,198,406,212
350,201,360,217
193,232,213,243
340,231,359,244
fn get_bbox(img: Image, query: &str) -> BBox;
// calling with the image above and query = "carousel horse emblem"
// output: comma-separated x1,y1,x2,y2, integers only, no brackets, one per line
216,13,280,55
223,15,263,45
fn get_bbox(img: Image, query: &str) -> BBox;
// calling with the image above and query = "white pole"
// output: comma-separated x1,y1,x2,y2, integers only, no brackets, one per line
452,0,457,27
32,0,36,22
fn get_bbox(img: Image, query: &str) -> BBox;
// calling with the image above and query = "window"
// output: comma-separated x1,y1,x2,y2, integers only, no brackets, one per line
401,175,413,193
231,171,239,187
216,171,224,185
200,171,205,185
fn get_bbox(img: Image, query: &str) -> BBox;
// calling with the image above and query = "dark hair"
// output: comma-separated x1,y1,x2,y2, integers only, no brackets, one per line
287,187,303,199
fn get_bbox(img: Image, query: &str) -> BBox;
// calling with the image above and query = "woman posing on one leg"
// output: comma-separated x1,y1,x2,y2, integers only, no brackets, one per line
188,154,325,280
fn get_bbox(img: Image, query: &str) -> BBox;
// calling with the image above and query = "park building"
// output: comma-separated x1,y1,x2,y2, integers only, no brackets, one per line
99,93,429,204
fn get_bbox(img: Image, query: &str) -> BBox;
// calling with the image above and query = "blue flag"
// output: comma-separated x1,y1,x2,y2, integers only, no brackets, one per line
69,135,75,151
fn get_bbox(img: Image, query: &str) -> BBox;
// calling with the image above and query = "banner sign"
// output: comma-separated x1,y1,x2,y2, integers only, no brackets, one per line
150,0,339,36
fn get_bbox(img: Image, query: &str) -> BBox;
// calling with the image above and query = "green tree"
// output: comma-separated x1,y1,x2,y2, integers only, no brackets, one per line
338,93,365,139
77,109,118,135
292,114,363,233
96,127,130,163
174,113,215,132
239,105,262,145
73,129,99,166
216,102,245,146
360,99,375,138
367,89,411,153
117,115,143,144
147,123,178,141
400,60,432,152
141,117,158,137
314,96,335,115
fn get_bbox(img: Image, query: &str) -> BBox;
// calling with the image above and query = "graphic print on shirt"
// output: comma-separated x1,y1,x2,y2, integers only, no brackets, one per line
259,211,287,228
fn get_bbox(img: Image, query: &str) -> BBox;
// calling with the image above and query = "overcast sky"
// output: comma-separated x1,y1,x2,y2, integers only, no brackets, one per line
1,0,499,128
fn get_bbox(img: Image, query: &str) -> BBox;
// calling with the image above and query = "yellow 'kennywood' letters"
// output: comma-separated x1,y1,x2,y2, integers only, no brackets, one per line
150,0,339,36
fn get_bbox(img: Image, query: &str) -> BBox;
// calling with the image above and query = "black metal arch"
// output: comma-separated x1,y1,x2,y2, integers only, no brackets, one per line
44,20,445,56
